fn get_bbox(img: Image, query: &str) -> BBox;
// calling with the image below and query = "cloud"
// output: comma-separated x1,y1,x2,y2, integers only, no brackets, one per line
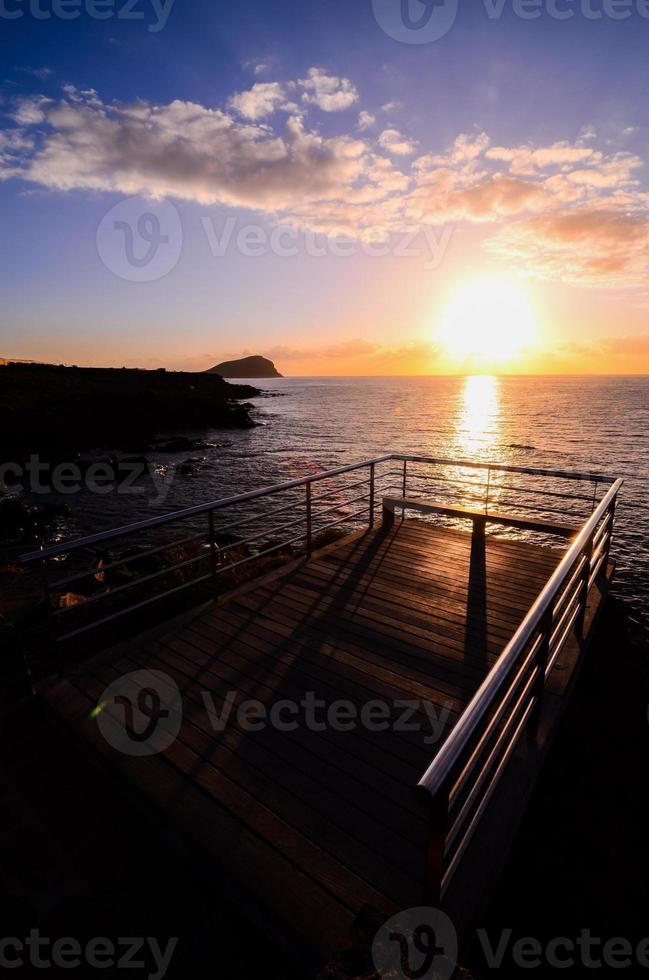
299,68,358,112
487,209,649,286
2,80,649,289
8,90,383,214
12,95,52,125
229,82,294,120
378,128,417,156
357,110,376,131
486,140,599,175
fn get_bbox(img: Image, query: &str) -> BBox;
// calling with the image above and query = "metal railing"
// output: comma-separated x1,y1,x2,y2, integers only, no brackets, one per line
19,452,622,896
20,454,619,652
414,474,622,903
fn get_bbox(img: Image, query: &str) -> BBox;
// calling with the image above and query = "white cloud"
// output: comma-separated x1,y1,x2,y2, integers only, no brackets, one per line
378,128,417,156
357,111,376,132
3,81,649,289
299,68,358,112
229,82,294,121
12,96,52,125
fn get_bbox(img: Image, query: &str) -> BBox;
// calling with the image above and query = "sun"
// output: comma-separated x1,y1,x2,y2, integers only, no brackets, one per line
438,278,537,363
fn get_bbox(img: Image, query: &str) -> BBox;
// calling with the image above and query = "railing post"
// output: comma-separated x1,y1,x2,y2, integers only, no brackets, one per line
369,463,375,529
402,459,408,497
306,481,313,557
528,609,552,739
601,498,617,582
576,535,594,638
420,786,450,906
207,509,218,580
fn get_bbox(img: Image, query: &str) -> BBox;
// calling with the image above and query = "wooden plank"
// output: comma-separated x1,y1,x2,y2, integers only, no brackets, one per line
38,518,600,969
40,680,356,965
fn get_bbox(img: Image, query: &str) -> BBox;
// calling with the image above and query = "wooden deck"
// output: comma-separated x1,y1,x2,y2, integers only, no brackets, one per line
39,519,607,968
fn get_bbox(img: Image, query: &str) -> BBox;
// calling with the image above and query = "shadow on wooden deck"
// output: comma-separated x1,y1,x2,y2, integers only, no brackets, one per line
34,518,610,972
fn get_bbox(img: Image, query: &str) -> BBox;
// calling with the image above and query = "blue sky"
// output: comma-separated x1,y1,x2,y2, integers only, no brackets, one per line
1,0,648,373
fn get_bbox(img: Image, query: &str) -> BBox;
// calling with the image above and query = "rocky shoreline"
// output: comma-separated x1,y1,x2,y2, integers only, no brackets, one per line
0,362,260,459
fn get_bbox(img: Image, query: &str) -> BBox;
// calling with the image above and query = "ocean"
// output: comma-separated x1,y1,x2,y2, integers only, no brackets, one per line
44,375,649,613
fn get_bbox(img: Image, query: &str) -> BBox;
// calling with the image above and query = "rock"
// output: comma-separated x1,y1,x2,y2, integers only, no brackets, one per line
206,355,282,378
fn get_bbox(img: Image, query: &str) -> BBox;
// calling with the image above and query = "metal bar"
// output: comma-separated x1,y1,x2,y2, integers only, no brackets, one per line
207,510,218,580
53,550,212,615
212,533,307,576
417,477,623,799
551,554,589,624
547,600,583,673
311,505,371,536
215,497,302,537
449,634,542,810
440,697,537,895
446,664,541,853
21,455,394,562
311,490,372,522
55,572,215,643
21,454,615,564
369,463,375,529
306,482,312,558
51,530,208,590
396,454,616,484
575,535,594,638
310,475,372,507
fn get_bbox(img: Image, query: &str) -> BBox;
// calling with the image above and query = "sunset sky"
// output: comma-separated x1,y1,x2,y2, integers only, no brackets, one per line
1,0,648,375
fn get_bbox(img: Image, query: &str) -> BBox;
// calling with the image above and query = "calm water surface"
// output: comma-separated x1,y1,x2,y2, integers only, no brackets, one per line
54,376,649,613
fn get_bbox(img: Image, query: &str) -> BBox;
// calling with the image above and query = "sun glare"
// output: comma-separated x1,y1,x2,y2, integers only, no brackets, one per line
438,278,537,363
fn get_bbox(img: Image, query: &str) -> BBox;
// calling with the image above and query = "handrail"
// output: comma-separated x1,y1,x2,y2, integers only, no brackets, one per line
20,453,616,564
416,476,623,801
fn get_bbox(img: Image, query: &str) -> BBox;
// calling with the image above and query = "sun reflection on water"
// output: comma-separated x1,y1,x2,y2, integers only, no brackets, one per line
457,375,501,457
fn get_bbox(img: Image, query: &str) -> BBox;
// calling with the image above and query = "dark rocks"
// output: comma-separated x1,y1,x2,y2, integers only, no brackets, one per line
0,362,261,457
